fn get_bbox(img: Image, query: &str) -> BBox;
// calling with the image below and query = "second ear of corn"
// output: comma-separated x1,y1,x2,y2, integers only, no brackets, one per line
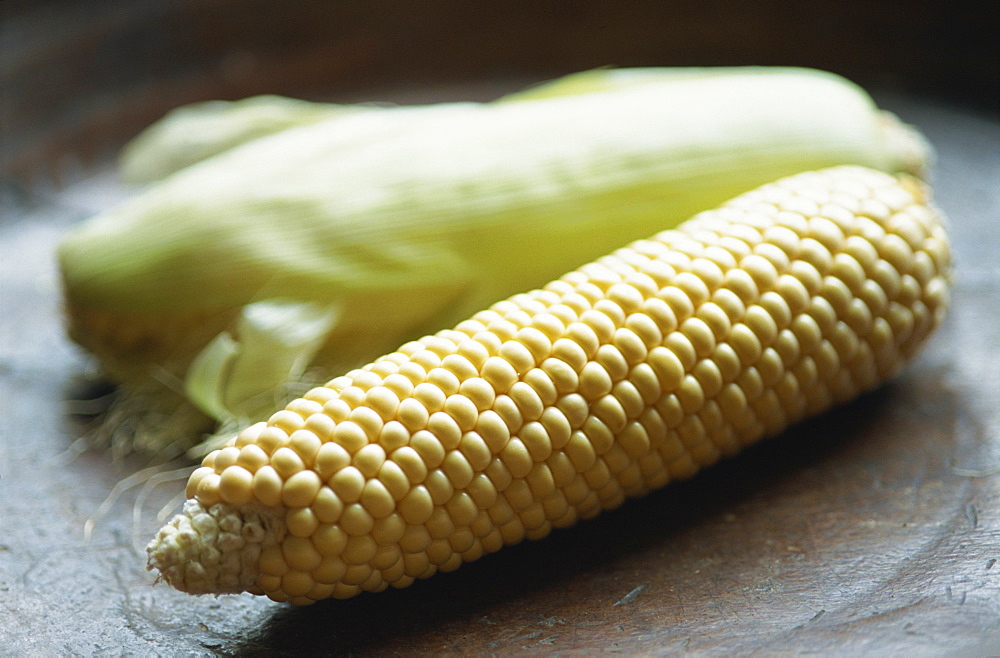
58,67,931,459
146,166,952,605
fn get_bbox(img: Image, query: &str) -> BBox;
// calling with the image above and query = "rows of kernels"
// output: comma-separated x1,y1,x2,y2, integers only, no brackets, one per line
184,167,949,605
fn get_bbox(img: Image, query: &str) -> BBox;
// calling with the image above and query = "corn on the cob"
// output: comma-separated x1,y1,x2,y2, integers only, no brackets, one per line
61,67,931,458
146,166,951,605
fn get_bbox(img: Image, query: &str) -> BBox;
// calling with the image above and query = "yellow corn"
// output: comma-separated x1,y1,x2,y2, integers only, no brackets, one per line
146,166,951,605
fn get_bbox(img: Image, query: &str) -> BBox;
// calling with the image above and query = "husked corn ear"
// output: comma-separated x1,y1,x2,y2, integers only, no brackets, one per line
147,166,951,605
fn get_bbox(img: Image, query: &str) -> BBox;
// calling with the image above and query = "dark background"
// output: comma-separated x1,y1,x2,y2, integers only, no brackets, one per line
3,0,997,180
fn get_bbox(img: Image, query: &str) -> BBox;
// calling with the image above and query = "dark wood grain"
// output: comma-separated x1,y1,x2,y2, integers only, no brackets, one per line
1,2,998,654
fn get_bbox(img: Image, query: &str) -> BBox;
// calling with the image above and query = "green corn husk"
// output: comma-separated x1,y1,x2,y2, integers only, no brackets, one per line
58,66,931,460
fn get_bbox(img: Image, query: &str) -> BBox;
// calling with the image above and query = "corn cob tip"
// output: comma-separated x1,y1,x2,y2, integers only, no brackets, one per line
146,499,284,596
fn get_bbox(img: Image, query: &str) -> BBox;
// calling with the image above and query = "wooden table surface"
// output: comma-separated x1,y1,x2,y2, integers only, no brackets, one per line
2,3,999,654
